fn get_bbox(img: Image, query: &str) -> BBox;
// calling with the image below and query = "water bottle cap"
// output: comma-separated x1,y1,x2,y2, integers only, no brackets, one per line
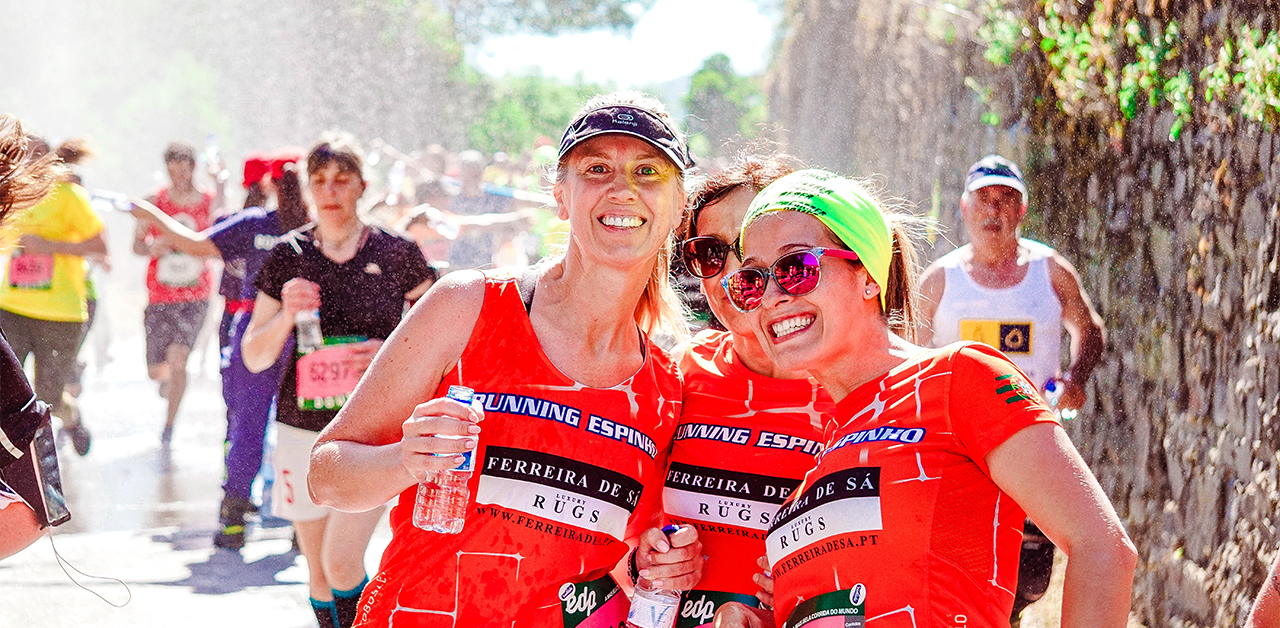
446,385,475,402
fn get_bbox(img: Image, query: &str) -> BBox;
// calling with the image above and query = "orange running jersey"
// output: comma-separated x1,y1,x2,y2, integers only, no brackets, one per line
354,276,682,628
765,343,1057,628
665,330,833,627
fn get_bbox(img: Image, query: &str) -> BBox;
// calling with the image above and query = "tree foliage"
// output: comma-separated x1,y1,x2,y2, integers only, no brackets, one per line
684,53,766,156
469,72,614,155
446,0,654,42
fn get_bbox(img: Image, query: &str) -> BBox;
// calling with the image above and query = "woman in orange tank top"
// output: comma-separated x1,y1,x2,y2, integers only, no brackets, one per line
714,170,1137,628
308,92,706,628
666,153,834,628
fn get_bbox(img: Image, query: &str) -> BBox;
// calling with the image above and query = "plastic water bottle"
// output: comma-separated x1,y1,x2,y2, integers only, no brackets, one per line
385,160,406,205
90,190,132,212
413,385,478,534
204,133,221,167
295,309,323,354
1042,378,1078,421
626,524,682,628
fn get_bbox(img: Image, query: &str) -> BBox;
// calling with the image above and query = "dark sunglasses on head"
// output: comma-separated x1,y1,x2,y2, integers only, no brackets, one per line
680,235,740,279
720,247,862,313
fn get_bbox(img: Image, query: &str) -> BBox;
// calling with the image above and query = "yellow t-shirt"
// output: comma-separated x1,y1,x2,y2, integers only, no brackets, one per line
0,182,104,323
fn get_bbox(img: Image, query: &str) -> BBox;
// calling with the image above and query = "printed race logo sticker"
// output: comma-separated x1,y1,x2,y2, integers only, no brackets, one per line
477,446,643,541
780,586,867,628
766,468,882,575
676,591,759,628
560,574,628,628
998,323,1031,354
663,462,801,531
958,319,1033,354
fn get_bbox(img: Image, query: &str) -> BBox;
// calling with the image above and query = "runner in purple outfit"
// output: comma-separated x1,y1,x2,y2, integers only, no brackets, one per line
129,163,309,550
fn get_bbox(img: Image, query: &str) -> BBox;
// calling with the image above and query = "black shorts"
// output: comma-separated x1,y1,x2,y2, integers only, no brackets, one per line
144,301,209,365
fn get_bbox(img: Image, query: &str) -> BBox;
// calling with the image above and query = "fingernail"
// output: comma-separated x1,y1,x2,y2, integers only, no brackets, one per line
638,568,650,578
454,455,466,464
651,579,664,588
657,541,670,553
466,439,477,449
468,425,481,434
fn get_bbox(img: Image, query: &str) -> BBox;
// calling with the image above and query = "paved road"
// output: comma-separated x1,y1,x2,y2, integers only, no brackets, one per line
0,316,391,627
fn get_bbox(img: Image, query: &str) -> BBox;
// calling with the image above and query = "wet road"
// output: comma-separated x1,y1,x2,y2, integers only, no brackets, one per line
1,307,391,627
57,331,227,535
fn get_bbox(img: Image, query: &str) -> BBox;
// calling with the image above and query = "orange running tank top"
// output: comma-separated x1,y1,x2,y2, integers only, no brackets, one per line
764,343,1057,628
354,275,682,628
665,330,833,627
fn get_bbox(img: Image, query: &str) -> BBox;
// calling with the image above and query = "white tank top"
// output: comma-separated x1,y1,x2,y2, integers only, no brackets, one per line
930,239,1063,388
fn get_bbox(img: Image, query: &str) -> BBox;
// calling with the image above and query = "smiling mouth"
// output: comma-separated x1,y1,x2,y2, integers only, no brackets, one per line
599,215,645,229
770,314,815,339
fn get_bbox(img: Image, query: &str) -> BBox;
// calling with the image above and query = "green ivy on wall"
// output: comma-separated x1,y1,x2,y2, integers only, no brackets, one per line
973,1,1278,139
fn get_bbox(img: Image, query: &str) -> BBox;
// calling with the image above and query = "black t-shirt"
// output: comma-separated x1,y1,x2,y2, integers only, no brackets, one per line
254,224,436,432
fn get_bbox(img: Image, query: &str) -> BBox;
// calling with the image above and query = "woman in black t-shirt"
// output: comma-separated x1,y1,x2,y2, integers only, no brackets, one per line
242,132,434,628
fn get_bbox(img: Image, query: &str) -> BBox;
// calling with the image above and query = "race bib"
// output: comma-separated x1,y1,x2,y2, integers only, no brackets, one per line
7,252,54,290
781,586,866,628
958,320,1032,354
559,574,629,628
156,252,204,287
296,336,368,410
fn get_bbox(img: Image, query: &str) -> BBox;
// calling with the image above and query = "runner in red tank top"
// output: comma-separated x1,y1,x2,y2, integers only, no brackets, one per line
309,93,707,628
668,155,833,627
357,274,681,626
144,187,214,303
714,170,1136,628
132,142,219,442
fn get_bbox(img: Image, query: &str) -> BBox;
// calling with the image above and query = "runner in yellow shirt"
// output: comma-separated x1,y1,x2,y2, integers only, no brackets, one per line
0,136,107,456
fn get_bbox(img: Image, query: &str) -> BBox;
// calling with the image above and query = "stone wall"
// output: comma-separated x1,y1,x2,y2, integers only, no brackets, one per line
768,1,1280,624
767,0,1029,256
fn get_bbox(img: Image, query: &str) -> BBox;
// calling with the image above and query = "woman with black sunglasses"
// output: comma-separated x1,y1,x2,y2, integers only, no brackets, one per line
714,169,1136,628
667,153,834,625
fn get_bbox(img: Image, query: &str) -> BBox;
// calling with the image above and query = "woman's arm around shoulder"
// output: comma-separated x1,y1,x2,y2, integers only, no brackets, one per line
309,270,487,512
987,423,1138,628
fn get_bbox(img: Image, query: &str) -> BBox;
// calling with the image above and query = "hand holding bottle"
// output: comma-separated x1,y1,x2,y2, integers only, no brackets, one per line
279,278,321,319
400,392,484,485
633,524,705,592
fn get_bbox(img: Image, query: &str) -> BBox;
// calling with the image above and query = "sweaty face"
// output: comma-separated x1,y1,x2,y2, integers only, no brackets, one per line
554,134,683,270
961,185,1025,247
695,186,756,335
308,162,365,218
738,211,873,373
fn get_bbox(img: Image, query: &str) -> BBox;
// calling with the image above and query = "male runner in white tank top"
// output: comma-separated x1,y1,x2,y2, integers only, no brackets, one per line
916,154,1106,626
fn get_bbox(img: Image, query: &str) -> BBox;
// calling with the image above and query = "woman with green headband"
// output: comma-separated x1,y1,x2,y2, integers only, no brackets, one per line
666,152,835,625
714,169,1136,628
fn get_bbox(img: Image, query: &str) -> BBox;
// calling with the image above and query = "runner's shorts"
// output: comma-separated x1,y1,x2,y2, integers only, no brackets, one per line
272,423,332,522
144,301,209,364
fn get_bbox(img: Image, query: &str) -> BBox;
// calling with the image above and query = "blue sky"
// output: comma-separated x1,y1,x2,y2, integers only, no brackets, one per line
472,0,777,86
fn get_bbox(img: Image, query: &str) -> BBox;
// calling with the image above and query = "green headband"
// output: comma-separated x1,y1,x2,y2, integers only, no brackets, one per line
741,169,892,309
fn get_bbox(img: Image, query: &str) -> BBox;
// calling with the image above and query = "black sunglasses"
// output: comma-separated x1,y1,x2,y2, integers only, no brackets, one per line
680,235,741,279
